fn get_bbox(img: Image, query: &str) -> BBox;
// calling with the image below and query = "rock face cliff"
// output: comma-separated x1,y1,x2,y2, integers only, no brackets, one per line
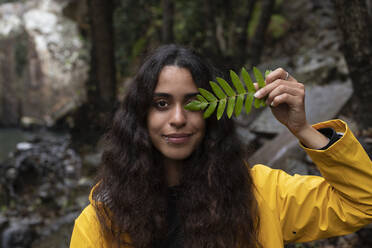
0,0,88,127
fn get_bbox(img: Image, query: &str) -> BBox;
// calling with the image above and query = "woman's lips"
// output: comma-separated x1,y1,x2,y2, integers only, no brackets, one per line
163,133,192,144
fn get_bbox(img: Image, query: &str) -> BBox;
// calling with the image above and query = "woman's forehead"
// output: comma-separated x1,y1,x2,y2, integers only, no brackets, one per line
154,66,198,93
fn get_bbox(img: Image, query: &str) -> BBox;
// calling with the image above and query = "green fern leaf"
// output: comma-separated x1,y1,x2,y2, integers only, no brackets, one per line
227,96,236,118
204,101,217,118
241,68,255,92
253,66,265,88
184,101,201,111
216,77,235,97
265,70,271,78
235,94,244,117
254,98,261,108
245,93,254,114
197,94,207,103
253,67,266,107
217,98,227,120
185,100,208,111
230,70,246,94
184,67,269,120
200,102,208,110
199,88,217,102
210,81,227,99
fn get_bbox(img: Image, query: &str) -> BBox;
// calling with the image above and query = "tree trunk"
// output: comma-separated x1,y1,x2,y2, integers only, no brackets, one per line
88,0,116,107
249,0,275,66
333,0,372,130
0,39,21,126
234,0,257,68
368,0,372,19
203,0,219,52
162,0,174,43
71,0,117,146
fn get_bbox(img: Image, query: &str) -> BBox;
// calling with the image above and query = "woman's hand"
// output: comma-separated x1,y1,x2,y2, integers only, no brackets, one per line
254,68,307,134
254,68,329,149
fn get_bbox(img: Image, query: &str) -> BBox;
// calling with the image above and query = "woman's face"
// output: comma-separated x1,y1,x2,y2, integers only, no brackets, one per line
147,66,205,161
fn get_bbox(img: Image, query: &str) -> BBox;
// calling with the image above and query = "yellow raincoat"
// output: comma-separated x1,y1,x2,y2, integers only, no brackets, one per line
70,120,372,247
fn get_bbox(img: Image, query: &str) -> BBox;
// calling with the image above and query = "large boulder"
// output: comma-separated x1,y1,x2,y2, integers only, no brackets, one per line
0,0,88,127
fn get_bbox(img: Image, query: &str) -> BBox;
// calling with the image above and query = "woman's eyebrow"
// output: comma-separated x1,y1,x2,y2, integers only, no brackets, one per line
153,92,199,98
153,93,171,98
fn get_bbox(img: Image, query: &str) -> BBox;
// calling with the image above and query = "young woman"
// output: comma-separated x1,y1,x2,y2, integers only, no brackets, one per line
70,44,372,248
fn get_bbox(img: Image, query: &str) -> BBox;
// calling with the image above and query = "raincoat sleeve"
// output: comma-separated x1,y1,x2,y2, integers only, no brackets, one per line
255,119,372,243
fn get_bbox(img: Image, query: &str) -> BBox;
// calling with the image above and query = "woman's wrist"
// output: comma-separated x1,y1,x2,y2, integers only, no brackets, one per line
293,124,330,149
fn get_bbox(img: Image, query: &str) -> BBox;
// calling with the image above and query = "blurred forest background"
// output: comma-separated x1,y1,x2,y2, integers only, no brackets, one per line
0,0,371,247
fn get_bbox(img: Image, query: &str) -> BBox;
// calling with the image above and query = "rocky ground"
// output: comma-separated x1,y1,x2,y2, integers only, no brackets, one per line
0,130,96,248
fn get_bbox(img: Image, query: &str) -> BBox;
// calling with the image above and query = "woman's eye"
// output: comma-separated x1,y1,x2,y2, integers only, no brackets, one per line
154,100,168,109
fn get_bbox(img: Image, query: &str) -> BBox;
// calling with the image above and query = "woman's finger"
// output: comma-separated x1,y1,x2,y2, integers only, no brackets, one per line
254,79,304,99
265,84,304,106
265,67,295,84
270,92,304,107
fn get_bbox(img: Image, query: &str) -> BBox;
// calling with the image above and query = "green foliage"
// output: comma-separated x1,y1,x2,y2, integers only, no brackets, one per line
0,0,20,3
275,0,284,8
247,2,262,39
185,67,271,120
111,0,286,84
114,0,161,77
268,14,289,39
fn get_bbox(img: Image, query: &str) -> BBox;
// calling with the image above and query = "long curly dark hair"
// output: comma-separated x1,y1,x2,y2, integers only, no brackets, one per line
93,44,261,247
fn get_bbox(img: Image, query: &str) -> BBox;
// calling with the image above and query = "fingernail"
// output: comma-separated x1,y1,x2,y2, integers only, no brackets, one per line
270,102,275,107
254,91,261,98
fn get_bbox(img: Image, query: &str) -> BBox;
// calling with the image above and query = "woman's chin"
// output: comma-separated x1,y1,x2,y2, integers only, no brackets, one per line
161,149,193,161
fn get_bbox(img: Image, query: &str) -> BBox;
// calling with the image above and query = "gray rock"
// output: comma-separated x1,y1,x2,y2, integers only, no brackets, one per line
0,214,8,231
249,130,299,170
0,7,23,38
77,177,94,187
16,142,33,151
0,131,82,214
0,0,88,127
2,223,35,248
20,117,45,129
75,195,89,209
31,212,78,248
82,152,102,168
0,130,84,247
235,126,256,147
5,168,17,180
305,80,353,124
294,51,346,84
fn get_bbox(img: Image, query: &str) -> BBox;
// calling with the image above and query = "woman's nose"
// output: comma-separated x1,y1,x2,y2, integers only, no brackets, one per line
170,104,186,128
